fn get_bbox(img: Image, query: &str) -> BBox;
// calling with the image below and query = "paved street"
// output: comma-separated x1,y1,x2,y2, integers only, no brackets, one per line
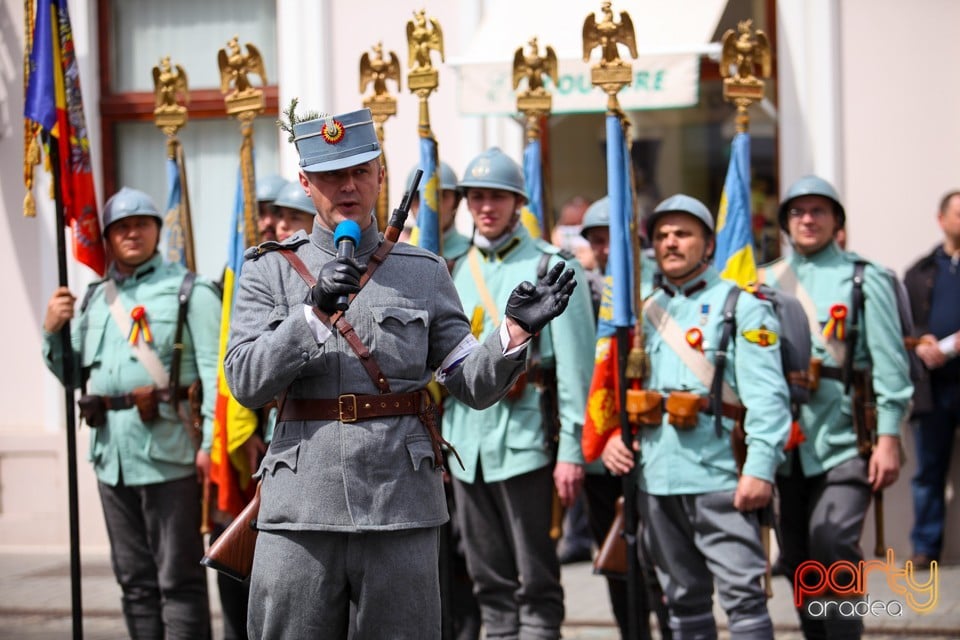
0,549,957,638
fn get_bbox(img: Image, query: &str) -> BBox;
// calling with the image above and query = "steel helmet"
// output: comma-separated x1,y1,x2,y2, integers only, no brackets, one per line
256,174,289,203
778,175,846,230
406,161,459,193
459,148,527,200
580,197,610,238
102,187,163,231
644,194,714,239
273,181,316,216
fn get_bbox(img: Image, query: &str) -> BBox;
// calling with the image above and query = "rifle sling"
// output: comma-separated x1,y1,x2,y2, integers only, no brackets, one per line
279,241,395,394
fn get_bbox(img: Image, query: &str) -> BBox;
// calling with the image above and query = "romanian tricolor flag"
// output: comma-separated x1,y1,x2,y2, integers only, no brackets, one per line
522,138,544,233
24,0,105,275
209,174,259,517
582,114,635,462
416,134,441,254
714,132,757,286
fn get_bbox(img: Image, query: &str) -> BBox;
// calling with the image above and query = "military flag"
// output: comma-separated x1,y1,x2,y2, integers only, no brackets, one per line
416,135,441,254
209,173,259,517
522,138,544,231
162,155,187,266
24,0,105,275
581,114,635,462
714,132,757,286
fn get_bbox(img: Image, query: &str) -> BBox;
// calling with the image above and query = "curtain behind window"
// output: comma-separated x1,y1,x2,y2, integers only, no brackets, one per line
110,0,278,93
117,119,281,280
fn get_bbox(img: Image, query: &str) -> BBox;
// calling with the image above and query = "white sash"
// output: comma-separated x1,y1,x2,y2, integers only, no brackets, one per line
103,280,170,388
760,261,846,365
643,297,739,405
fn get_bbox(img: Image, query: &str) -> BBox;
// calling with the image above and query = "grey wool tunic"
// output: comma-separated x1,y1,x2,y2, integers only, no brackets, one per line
225,219,524,532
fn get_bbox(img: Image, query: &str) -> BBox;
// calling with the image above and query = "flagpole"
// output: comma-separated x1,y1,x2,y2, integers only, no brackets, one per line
406,10,444,256
47,133,85,640
584,4,646,639
720,18,774,596
514,37,557,239
360,42,400,232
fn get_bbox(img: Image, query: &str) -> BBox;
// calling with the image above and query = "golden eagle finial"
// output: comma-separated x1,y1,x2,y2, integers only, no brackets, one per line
582,1,638,67
217,36,268,99
405,9,445,72
360,41,402,97
512,37,559,94
720,20,771,82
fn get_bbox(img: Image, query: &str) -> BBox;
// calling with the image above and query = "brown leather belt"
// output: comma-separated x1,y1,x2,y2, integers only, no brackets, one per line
820,365,844,381
697,396,746,422
100,387,189,411
278,391,426,423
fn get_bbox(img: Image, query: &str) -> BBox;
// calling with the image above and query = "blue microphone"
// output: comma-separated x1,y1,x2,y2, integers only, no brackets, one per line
333,220,362,311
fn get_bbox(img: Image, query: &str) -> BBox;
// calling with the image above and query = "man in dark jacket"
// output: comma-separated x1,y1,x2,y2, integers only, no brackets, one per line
904,189,960,569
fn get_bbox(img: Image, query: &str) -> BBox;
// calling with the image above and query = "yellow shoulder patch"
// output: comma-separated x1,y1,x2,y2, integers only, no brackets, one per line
742,326,778,347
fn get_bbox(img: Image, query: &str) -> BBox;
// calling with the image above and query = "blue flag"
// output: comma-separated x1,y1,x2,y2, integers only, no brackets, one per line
602,114,635,333
162,157,186,265
416,135,440,254
714,132,757,286
523,138,544,231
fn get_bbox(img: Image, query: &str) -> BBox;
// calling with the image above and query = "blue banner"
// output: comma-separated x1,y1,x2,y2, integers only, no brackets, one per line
605,114,635,330
714,132,757,286
162,157,186,266
523,138,544,232
416,135,440,254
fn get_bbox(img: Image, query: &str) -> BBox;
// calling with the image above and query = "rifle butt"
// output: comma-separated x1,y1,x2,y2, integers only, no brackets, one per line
201,483,261,582
200,479,211,536
549,488,564,542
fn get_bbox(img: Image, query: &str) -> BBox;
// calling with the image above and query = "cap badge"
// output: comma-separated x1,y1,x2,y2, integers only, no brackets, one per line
321,118,345,144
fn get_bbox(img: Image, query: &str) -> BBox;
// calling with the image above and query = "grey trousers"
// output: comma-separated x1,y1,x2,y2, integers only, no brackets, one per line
777,455,871,640
247,527,441,639
452,464,564,640
638,490,773,640
97,475,210,640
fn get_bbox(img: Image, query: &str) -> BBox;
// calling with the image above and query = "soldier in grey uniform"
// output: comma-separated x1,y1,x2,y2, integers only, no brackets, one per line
224,108,578,640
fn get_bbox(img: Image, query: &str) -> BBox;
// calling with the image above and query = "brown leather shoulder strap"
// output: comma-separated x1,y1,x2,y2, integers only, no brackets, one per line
278,244,394,393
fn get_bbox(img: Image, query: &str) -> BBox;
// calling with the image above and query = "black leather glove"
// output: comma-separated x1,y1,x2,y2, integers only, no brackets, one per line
310,257,364,313
505,261,577,335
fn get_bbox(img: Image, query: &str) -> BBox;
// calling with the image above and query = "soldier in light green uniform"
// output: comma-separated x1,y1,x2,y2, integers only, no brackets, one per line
42,187,220,639
759,176,912,639
603,195,790,640
443,147,595,639
407,161,471,262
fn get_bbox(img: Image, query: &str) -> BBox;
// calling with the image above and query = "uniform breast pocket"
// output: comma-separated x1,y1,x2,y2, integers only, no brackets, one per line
369,305,430,381
81,324,106,368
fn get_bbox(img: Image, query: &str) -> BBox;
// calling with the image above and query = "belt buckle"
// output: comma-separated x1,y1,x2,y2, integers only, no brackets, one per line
338,394,358,423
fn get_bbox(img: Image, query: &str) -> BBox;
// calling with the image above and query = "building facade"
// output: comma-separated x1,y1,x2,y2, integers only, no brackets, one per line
0,0,958,565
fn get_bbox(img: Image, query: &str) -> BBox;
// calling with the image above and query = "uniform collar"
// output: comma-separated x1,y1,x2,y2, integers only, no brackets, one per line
309,214,382,257
109,253,161,284
473,224,528,260
661,266,716,298
791,240,843,265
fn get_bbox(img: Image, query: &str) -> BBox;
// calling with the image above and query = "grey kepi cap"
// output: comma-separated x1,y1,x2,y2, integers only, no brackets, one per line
293,108,381,173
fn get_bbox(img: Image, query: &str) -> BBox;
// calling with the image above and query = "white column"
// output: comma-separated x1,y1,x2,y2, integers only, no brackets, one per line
276,0,334,177
776,0,843,195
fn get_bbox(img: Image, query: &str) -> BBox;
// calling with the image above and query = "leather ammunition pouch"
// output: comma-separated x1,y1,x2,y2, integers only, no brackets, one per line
626,389,663,427
78,395,106,428
808,359,851,394
77,386,190,428
665,391,701,429
808,358,823,392
132,385,159,423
